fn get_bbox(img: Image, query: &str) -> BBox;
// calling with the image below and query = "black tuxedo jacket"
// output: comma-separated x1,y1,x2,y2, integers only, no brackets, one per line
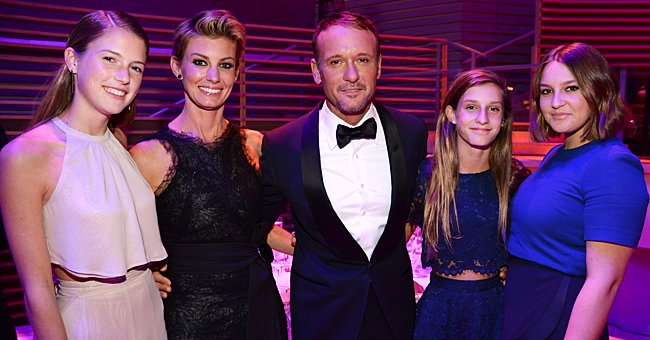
260,102,428,340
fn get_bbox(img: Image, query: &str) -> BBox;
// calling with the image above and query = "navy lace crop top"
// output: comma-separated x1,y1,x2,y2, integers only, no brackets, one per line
408,157,509,276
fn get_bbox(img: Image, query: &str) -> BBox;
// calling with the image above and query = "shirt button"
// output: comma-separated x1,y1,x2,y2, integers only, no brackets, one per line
362,211,366,216
355,154,360,159
360,184,365,189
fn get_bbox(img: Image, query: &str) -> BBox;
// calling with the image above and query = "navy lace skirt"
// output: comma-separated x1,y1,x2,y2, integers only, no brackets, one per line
414,275,502,340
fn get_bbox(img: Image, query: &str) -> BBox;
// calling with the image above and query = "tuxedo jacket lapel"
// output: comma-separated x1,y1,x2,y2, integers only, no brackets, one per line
300,104,368,262
371,103,408,262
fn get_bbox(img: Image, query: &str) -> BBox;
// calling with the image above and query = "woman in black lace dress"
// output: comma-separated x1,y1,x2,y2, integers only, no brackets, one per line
406,69,529,339
130,10,292,339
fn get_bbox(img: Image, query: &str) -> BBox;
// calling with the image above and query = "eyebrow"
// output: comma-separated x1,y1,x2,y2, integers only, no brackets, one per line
101,49,145,65
461,99,503,105
324,52,375,60
540,79,577,87
190,53,235,61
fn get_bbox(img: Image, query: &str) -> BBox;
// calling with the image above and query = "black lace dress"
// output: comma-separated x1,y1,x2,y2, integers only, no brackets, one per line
145,124,286,340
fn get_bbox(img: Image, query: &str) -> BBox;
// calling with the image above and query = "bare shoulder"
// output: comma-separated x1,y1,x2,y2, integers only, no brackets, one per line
129,138,167,160
0,122,65,198
243,128,263,156
129,139,172,191
242,128,263,170
243,128,263,154
1,123,64,168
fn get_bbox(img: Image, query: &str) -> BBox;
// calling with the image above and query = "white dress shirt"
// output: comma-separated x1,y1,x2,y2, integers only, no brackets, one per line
319,103,392,259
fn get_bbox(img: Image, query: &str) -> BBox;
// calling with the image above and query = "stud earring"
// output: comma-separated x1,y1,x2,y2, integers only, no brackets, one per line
177,74,183,80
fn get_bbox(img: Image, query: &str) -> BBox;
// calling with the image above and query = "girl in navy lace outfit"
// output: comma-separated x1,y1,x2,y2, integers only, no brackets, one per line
408,69,528,339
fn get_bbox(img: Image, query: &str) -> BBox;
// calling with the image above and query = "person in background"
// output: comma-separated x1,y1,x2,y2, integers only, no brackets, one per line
0,10,167,339
259,11,428,339
407,69,529,339
503,42,649,339
130,10,291,339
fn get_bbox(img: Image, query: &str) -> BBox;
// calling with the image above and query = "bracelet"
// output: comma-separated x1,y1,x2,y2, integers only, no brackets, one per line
290,233,296,247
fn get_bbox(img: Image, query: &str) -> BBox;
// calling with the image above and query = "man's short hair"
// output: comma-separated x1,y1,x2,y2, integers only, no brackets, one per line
312,11,380,61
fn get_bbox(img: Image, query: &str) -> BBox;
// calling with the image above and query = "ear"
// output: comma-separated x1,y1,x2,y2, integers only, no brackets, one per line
376,54,382,80
311,58,322,84
64,47,78,73
445,105,456,124
170,56,182,79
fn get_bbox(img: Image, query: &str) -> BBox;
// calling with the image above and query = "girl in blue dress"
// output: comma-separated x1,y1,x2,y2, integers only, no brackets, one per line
408,69,528,339
503,42,648,339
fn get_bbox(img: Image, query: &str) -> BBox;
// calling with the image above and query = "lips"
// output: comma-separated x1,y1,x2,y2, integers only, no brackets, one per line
103,86,126,97
199,86,222,95
550,112,571,119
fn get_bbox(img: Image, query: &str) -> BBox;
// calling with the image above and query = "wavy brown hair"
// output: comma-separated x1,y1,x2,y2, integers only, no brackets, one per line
423,69,513,254
31,10,149,129
531,42,626,142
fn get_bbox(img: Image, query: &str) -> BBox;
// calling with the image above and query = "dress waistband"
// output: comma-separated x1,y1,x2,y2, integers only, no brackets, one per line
165,242,285,339
165,242,269,274
428,274,501,292
56,269,150,297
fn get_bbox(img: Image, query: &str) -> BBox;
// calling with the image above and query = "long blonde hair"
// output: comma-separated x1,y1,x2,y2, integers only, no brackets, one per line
423,69,513,255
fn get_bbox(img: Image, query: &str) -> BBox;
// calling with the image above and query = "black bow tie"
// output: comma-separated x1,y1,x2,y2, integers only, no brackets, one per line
336,118,377,149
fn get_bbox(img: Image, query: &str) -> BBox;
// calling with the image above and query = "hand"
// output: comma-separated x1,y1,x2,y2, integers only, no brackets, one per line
152,264,172,298
499,266,508,286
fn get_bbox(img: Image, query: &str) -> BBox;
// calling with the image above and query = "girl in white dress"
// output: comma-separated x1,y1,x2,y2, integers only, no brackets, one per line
0,11,167,339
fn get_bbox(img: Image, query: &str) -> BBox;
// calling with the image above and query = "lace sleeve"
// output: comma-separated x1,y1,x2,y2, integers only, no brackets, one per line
509,157,531,199
407,156,434,227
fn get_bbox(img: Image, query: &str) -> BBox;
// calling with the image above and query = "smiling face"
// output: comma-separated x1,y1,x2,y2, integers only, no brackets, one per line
447,83,504,153
67,28,146,118
172,36,237,114
539,61,592,148
311,25,381,125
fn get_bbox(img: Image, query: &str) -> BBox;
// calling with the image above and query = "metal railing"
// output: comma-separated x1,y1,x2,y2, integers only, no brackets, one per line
0,0,448,142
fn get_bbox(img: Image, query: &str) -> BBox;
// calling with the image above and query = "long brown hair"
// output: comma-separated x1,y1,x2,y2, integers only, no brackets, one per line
31,10,149,129
423,69,513,254
530,42,626,142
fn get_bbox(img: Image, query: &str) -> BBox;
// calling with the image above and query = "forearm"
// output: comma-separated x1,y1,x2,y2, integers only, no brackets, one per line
25,285,67,339
405,223,416,242
565,276,620,339
267,225,294,255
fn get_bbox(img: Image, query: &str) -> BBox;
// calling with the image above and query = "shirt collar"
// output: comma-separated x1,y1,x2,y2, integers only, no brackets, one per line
319,101,380,150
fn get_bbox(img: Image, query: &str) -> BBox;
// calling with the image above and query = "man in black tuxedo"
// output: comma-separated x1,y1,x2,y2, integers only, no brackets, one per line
260,12,428,340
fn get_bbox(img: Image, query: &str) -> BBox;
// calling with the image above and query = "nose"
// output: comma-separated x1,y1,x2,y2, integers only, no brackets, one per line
476,107,489,124
207,65,220,83
343,62,359,83
551,91,564,109
115,66,130,84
